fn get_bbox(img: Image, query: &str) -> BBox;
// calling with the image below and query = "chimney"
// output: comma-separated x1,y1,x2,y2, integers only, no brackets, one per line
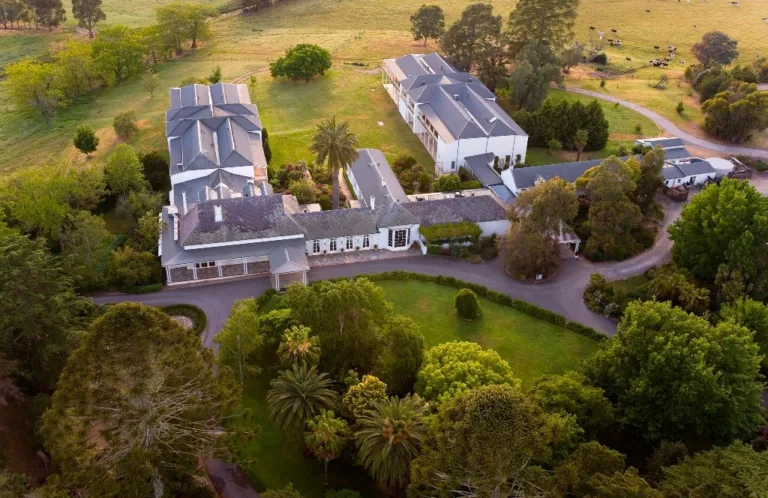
182,191,188,215
370,195,375,210
214,205,223,222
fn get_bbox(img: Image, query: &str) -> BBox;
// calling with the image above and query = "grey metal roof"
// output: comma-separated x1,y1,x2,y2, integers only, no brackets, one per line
664,147,694,160
173,170,254,209
269,244,310,274
166,83,263,172
677,160,716,176
637,137,685,149
512,159,607,190
179,195,305,246
376,200,419,227
293,208,379,239
490,184,517,204
348,149,409,206
393,53,457,77
405,195,507,226
662,166,685,180
464,153,502,186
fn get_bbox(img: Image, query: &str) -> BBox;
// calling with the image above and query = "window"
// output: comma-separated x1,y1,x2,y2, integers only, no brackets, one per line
451,161,456,170
346,237,353,250
363,234,370,248
389,228,409,248
312,240,321,254
330,239,337,252
195,261,217,268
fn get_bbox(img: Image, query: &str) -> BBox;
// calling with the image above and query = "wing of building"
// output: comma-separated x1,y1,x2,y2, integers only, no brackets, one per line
158,84,511,289
382,53,528,179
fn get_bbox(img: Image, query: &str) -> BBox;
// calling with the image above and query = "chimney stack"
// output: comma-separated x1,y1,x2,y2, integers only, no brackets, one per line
370,195,375,210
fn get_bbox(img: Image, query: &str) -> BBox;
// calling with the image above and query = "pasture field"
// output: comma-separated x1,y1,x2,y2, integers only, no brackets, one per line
1,0,766,170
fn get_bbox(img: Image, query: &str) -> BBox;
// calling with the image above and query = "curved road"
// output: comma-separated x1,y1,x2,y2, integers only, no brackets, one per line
566,86,768,160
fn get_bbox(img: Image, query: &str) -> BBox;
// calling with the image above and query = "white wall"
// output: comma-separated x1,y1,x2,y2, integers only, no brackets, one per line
437,135,529,175
501,168,518,194
170,165,255,187
478,220,510,237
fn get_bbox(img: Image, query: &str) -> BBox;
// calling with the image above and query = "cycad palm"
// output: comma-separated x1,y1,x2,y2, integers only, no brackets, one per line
305,409,349,485
309,116,359,209
277,325,321,368
267,364,338,435
355,395,427,490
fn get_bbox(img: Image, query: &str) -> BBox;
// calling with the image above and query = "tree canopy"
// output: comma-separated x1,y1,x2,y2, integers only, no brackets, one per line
71,0,105,37
506,39,563,111
506,0,579,55
702,83,768,143
309,116,359,210
375,315,424,395
214,298,264,386
42,303,238,496
415,341,519,404
584,300,764,444
720,297,768,370
410,4,445,47
692,31,739,68
270,43,333,81
439,3,503,73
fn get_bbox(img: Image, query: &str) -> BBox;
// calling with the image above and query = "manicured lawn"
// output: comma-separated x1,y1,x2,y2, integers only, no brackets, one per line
609,274,649,295
376,280,600,385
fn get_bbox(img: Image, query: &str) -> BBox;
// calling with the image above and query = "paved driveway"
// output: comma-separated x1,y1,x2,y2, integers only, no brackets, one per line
566,87,768,160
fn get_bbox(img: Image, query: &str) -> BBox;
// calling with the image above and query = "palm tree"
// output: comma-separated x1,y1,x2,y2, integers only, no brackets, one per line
309,116,359,209
277,325,321,368
574,128,589,161
305,409,349,485
267,364,338,435
355,395,427,490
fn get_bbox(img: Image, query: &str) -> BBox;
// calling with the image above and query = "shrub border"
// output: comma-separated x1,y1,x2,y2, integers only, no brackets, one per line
117,282,163,294
161,304,207,335
324,271,607,342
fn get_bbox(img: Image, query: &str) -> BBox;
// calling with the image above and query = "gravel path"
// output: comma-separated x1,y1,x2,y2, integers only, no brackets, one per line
566,87,768,160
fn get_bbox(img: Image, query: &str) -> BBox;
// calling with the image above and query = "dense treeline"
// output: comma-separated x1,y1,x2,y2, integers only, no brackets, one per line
0,0,66,30
514,98,609,152
4,1,214,119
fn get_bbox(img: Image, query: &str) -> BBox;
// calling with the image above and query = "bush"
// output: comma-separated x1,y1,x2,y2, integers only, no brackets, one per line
113,111,139,140
420,222,482,244
288,178,318,204
676,101,685,114
591,53,608,65
434,174,462,192
73,124,99,156
460,180,483,189
161,304,207,335
109,246,162,289
317,194,332,211
600,79,606,88
325,490,362,498
140,151,171,193
455,288,482,320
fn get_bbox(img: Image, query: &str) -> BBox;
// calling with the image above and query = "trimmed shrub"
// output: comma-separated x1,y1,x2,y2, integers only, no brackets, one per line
460,180,483,190
455,288,482,320
161,304,207,335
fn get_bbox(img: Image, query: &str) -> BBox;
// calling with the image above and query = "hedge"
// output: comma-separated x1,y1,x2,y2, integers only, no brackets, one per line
420,222,482,244
118,282,163,294
325,271,607,342
161,304,207,335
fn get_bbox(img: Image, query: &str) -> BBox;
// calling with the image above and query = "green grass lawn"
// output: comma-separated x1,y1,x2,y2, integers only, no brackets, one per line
232,279,600,497
609,274,649,295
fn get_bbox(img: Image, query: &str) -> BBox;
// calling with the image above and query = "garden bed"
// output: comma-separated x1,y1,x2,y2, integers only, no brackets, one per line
160,304,207,335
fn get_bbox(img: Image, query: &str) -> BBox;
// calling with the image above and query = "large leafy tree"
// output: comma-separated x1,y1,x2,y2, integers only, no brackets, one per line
439,3,503,73
642,264,710,315
633,146,666,212
305,409,349,485
270,43,333,81
277,325,320,368
282,278,391,375
376,316,425,395
692,31,739,68
529,371,614,439
71,0,105,38
213,298,264,386
92,24,145,84
59,210,113,290
506,0,579,55
267,364,338,435
30,0,66,29
4,58,64,119
0,234,90,392
182,2,213,48
415,341,519,405
659,442,768,498
506,39,563,111
501,221,561,281
720,298,768,371
702,84,768,143
42,303,238,496
309,116,359,210
105,143,148,195
513,176,578,234
73,124,99,157
54,41,97,99
410,385,560,497
355,395,426,490
584,300,764,444
410,4,445,47
668,178,768,298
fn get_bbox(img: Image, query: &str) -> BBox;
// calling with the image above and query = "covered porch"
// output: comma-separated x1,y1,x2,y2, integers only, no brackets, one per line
268,245,310,291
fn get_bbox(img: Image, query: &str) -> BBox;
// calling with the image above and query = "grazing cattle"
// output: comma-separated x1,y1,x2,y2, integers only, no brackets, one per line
654,45,660,49
611,29,618,33
679,60,686,64
626,57,632,61
607,38,614,42
590,26,596,30
730,1,739,5
646,9,651,13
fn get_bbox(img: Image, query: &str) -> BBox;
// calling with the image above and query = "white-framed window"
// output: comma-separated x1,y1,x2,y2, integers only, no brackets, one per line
451,161,456,170
363,234,370,248
195,261,217,268
330,239,337,252
312,240,321,254
388,228,409,248
346,237,353,250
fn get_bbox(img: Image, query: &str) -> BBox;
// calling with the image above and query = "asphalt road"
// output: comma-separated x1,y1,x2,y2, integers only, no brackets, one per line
566,87,768,160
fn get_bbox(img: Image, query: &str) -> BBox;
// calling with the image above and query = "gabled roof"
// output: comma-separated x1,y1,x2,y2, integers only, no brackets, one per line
173,169,254,209
464,153,503,186
179,195,305,246
269,244,310,274
511,158,609,190
166,83,263,172
347,149,409,206
405,195,507,226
